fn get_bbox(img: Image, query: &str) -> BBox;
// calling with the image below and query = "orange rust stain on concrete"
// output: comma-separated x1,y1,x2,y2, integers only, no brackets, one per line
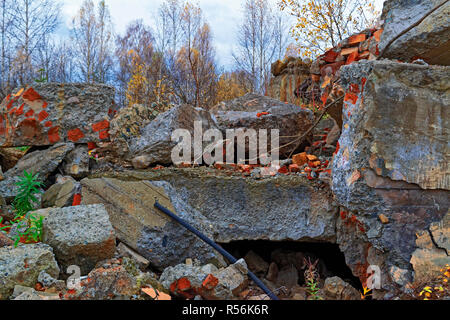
38,110,49,122
0,115,6,135
68,128,85,142
92,120,109,132
22,88,42,102
361,77,367,88
3,94,11,104
25,109,34,117
48,126,60,143
349,83,360,94
87,142,97,150
18,119,41,139
6,98,15,110
99,129,110,140
344,92,358,105
15,104,25,116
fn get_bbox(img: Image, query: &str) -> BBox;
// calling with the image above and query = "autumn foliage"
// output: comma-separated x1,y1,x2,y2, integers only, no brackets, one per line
279,0,379,58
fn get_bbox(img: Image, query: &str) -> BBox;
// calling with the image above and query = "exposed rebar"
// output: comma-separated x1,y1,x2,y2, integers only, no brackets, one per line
154,200,279,300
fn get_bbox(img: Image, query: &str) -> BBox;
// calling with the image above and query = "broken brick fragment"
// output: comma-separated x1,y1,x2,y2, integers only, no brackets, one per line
341,47,359,56
25,109,34,117
15,104,25,116
378,214,389,224
348,33,366,45
292,152,308,166
177,277,192,292
278,166,288,174
323,50,339,63
346,51,358,65
359,51,370,60
202,274,219,290
98,129,110,140
373,29,383,42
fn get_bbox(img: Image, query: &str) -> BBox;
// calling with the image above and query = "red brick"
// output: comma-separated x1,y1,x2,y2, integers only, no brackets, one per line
348,34,366,45
177,278,192,291
323,50,339,63
358,51,370,60
202,274,219,290
346,51,358,65
341,47,359,56
373,29,383,42
293,152,308,166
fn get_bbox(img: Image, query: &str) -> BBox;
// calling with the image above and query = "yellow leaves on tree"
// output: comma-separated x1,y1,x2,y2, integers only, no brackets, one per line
278,0,379,58
125,50,148,107
215,72,250,103
125,49,173,111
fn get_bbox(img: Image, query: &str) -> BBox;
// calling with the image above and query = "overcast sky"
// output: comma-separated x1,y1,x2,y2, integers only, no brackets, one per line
59,0,386,69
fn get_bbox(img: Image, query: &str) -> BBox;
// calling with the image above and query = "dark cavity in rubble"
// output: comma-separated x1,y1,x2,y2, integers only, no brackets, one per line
219,240,362,291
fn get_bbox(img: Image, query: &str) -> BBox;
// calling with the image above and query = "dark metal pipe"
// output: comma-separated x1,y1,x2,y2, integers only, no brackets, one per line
154,200,279,300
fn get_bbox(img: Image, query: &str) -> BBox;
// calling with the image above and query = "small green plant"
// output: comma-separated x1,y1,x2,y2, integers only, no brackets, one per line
1,171,45,247
34,68,47,83
306,277,322,300
0,216,10,231
13,170,43,218
15,146,31,152
12,212,44,247
304,257,323,300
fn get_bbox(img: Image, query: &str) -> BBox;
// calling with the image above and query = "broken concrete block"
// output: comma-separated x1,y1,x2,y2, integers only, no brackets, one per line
0,83,115,147
42,204,116,275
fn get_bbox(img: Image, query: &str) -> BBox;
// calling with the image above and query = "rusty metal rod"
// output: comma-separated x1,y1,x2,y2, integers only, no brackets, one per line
154,200,279,300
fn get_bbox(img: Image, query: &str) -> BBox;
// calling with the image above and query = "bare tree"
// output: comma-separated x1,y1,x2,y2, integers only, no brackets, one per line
9,0,61,86
96,0,114,83
115,20,156,107
50,40,76,83
35,36,75,83
71,0,114,83
0,0,13,97
161,0,183,57
233,0,288,94
273,11,290,61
